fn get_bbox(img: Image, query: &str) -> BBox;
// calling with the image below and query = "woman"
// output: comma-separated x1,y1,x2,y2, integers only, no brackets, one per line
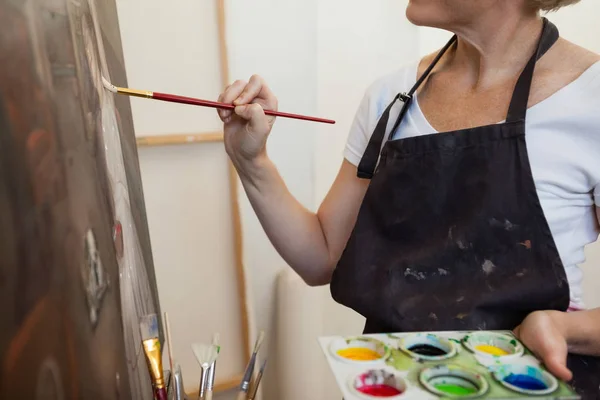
218,0,600,395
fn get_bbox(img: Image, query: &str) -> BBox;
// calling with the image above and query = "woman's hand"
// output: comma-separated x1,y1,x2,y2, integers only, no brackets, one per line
513,310,572,381
217,75,278,170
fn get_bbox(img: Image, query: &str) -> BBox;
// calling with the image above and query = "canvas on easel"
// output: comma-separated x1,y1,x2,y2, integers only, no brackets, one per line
0,0,161,398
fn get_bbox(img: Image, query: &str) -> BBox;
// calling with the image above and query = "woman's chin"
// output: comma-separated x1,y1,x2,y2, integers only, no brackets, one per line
406,3,440,27
405,0,463,29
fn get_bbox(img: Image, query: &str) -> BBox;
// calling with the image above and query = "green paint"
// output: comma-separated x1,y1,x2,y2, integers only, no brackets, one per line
434,383,477,396
510,339,517,346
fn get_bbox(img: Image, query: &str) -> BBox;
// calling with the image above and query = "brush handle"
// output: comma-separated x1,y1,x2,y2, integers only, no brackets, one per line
155,387,168,400
205,392,213,400
152,92,335,124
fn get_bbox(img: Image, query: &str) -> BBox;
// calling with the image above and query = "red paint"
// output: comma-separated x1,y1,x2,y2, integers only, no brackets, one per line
357,384,402,397
152,92,335,124
113,221,123,259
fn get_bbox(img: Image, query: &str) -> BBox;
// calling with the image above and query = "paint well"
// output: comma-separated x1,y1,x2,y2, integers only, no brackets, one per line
504,374,547,391
434,383,478,396
407,344,448,357
357,384,403,397
337,347,382,361
474,344,509,356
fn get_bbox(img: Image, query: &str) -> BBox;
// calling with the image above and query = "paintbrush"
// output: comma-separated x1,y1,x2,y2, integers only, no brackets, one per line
101,77,335,125
163,312,174,382
140,314,168,400
192,343,219,400
205,334,220,400
247,359,267,400
236,331,265,400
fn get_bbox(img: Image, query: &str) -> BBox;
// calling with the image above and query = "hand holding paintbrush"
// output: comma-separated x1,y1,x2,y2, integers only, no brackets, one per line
102,77,334,125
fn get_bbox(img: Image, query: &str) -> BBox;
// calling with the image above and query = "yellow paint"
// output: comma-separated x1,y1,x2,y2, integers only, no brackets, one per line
337,347,381,361
475,344,509,356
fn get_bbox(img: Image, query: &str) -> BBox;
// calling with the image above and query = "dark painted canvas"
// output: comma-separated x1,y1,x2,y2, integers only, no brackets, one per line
0,0,161,398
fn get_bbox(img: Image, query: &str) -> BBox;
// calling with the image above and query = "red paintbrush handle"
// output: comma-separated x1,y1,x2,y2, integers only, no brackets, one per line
152,92,335,124
155,387,168,400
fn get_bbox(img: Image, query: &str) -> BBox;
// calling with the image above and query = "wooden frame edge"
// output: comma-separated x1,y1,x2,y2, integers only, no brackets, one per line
216,0,252,363
136,132,224,147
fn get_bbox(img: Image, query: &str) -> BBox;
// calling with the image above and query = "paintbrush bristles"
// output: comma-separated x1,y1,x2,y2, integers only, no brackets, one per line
139,313,159,340
253,331,265,354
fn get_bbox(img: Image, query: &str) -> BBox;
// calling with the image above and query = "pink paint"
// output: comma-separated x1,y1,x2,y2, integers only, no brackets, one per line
357,384,402,397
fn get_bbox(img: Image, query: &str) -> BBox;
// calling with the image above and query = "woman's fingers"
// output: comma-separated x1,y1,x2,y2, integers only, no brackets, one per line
217,80,247,121
234,75,278,110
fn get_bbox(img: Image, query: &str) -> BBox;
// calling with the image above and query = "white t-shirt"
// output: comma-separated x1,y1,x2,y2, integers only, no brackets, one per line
344,61,600,309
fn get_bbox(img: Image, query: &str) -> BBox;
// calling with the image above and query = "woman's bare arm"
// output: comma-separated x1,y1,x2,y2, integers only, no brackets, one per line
217,75,369,286
239,157,369,286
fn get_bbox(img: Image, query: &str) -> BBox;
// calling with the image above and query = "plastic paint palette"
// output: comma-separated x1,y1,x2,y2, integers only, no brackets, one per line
318,331,580,399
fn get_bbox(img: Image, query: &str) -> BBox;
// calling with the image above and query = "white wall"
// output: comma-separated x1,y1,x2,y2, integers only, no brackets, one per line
224,1,318,399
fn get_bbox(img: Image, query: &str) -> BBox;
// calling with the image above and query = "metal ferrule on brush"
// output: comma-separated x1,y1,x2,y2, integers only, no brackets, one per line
240,353,257,392
117,87,153,98
142,338,166,389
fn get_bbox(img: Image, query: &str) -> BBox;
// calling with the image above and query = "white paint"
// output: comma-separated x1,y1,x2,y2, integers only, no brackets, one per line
101,76,117,93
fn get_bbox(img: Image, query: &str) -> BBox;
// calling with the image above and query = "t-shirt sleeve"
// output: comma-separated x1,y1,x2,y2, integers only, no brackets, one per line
343,65,414,166
591,72,600,207
343,87,376,167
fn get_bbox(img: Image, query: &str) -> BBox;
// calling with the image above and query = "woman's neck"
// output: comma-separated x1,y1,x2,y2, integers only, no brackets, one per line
446,12,543,88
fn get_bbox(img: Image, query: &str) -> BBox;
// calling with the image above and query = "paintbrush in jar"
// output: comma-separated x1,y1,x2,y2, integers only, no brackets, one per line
236,331,265,400
140,313,168,400
192,342,219,400
205,334,220,400
163,312,175,382
101,77,335,125
247,358,267,400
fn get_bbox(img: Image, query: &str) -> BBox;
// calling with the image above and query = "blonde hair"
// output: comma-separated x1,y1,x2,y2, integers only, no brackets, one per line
528,0,580,11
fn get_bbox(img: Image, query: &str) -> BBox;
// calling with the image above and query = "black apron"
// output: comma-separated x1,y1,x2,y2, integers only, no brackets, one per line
330,18,600,398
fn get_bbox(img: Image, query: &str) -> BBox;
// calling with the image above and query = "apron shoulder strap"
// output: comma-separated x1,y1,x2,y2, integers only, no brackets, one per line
357,36,457,179
506,18,560,123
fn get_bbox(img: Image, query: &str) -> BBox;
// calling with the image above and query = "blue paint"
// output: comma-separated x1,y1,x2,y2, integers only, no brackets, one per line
504,374,547,391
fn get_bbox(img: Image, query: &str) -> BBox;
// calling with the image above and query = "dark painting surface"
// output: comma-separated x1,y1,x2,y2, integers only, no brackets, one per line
0,0,161,398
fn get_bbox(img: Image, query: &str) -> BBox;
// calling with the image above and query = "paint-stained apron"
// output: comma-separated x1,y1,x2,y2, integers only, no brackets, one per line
330,18,600,397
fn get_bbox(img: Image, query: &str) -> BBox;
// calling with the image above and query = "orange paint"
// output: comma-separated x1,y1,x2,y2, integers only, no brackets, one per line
519,240,532,249
337,347,382,361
